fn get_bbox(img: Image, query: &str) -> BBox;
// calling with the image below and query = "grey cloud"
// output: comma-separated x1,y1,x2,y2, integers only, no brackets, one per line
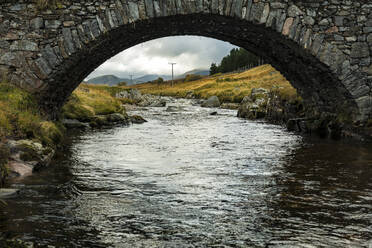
87,36,237,80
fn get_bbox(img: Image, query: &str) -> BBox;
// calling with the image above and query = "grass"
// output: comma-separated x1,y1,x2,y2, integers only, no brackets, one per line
0,81,128,187
126,64,298,103
61,83,127,121
0,81,64,187
0,81,64,147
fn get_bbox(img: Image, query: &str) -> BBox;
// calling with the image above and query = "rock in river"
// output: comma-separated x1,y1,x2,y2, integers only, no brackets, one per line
201,96,220,108
130,115,147,124
0,188,20,198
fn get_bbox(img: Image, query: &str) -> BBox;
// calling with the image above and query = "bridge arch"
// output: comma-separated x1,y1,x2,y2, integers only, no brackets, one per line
0,0,371,120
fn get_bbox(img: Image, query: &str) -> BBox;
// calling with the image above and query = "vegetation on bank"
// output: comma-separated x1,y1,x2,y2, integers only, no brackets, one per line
0,82,128,186
61,83,126,121
128,64,298,104
0,82,64,147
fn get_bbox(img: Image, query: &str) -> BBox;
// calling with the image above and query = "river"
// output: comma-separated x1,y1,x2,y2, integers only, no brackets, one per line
1,98,372,247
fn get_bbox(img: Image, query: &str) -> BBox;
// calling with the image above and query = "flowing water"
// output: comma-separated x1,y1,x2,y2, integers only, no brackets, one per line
1,98,372,247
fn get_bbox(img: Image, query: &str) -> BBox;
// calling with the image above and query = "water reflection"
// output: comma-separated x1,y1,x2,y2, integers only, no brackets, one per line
1,99,372,247
266,139,372,247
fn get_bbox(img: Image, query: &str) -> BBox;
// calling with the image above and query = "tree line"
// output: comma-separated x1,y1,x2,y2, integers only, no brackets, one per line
209,48,264,75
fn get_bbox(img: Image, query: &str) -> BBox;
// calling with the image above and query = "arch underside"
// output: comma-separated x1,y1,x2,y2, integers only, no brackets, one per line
41,14,357,117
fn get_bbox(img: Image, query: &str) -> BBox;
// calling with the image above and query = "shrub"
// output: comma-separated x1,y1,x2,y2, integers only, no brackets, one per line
118,81,128,87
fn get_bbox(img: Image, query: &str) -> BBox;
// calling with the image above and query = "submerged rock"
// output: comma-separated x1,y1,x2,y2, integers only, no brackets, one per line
62,119,90,129
165,106,185,112
210,111,218,115
130,115,147,124
201,96,220,108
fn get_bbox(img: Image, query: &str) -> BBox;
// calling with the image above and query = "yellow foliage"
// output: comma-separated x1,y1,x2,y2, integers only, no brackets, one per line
127,65,297,103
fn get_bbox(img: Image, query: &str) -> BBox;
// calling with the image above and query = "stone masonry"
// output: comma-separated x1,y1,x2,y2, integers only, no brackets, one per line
0,0,371,121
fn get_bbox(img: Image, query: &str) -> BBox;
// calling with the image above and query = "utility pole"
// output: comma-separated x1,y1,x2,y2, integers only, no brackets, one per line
169,62,176,87
129,75,133,85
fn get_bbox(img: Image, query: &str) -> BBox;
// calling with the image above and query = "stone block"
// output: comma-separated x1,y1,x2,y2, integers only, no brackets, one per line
287,5,303,17
282,17,294,36
351,42,369,58
10,40,38,52
30,17,44,30
45,20,62,29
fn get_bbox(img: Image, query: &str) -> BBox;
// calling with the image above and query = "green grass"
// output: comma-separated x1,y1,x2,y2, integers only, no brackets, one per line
61,83,127,121
126,65,298,104
0,82,64,147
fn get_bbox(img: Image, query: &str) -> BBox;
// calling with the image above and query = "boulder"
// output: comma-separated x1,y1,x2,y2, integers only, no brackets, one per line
210,111,218,115
201,96,220,108
251,88,269,98
149,99,167,107
115,91,130,99
90,115,109,128
115,89,142,102
237,88,269,119
107,113,129,124
0,188,20,198
165,106,185,112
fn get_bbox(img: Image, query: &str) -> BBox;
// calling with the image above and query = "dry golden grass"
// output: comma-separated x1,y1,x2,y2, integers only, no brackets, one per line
126,65,298,103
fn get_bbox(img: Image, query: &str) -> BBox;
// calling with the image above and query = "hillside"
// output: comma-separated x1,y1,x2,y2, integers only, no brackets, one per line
86,69,209,86
127,64,298,103
87,75,129,86
176,69,209,79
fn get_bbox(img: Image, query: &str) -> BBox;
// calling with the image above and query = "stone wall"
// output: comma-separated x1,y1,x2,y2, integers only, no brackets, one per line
0,0,371,121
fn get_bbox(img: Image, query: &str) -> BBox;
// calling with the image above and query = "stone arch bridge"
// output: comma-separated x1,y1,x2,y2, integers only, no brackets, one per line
0,0,372,121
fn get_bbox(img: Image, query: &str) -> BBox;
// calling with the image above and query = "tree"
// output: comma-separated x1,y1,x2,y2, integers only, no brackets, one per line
209,63,219,75
156,77,164,85
210,48,263,74
118,81,127,86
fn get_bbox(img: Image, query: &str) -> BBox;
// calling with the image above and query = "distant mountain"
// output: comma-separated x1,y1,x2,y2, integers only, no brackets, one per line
87,75,129,86
176,69,209,79
86,69,209,86
135,74,171,84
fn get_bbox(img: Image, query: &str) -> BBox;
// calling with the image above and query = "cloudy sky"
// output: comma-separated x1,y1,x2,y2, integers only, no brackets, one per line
86,36,236,79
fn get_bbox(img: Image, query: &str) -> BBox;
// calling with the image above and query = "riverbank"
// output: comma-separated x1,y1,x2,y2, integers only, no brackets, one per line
125,65,372,141
0,82,142,189
127,64,297,104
